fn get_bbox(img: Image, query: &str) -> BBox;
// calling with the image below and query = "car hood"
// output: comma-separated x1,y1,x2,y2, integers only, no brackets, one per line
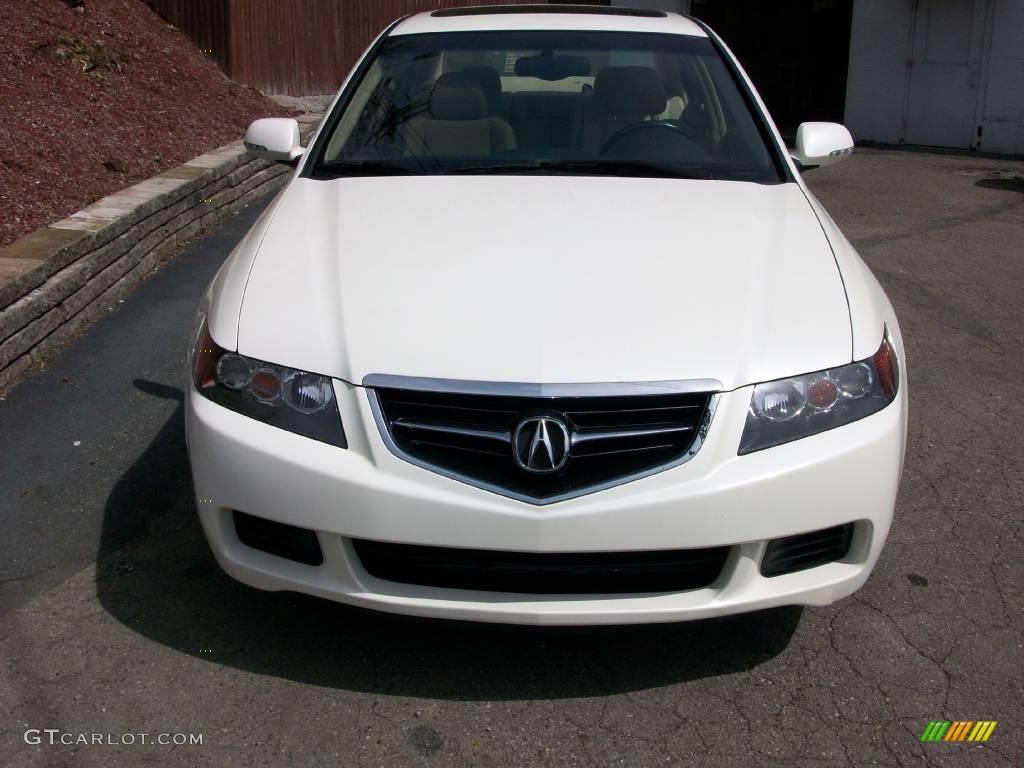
236,176,851,391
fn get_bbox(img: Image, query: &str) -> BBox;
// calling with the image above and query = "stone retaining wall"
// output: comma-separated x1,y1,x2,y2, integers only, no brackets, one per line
0,116,319,393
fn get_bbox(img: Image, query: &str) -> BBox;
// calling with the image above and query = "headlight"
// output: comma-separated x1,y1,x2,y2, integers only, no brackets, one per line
191,319,347,447
739,331,899,454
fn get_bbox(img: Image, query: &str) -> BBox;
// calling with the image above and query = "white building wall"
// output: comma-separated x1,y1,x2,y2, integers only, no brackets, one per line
845,0,1024,153
843,0,914,145
979,0,1024,154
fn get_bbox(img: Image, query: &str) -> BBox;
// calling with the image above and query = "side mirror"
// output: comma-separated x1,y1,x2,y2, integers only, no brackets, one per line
790,122,854,171
244,118,304,165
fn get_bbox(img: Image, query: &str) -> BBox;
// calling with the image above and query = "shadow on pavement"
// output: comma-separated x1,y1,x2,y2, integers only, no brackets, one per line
95,379,801,701
974,177,1024,193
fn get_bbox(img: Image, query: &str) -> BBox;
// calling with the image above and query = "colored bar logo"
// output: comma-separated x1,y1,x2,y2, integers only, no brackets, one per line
920,721,997,742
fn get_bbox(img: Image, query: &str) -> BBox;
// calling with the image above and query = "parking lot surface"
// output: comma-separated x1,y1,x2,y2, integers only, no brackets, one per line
1,148,1022,767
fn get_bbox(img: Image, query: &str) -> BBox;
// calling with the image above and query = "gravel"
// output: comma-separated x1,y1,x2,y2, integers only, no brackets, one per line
0,0,291,248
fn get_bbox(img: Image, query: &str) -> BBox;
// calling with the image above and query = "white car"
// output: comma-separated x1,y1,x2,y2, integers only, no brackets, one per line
186,5,907,625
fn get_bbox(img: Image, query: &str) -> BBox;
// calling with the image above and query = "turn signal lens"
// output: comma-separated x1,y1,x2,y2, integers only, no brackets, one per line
739,329,900,454
874,337,898,397
192,321,218,389
190,319,346,448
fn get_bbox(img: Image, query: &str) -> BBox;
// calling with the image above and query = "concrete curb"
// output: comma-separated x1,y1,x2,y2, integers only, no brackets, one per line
0,114,321,394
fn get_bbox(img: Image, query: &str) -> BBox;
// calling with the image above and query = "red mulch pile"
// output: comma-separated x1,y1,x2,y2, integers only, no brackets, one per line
0,0,291,248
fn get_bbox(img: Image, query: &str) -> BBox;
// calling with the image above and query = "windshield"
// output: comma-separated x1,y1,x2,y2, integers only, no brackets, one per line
309,30,784,182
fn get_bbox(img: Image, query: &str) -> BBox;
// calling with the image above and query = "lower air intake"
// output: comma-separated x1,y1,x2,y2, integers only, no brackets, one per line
760,523,854,578
353,540,730,594
233,511,324,566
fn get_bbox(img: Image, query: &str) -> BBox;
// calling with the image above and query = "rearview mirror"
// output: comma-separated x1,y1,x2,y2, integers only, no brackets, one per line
514,54,591,81
244,118,304,165
790,122,854,171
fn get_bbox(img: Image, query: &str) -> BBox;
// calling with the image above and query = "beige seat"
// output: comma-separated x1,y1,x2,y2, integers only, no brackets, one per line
403,73,516,158
457,65,504,114
577,66,669,153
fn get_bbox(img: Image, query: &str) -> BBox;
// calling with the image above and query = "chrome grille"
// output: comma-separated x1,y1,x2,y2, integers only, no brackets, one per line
368,378,717,504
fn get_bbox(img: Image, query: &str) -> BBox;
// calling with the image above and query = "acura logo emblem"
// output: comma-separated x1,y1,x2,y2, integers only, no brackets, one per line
513,416,571,473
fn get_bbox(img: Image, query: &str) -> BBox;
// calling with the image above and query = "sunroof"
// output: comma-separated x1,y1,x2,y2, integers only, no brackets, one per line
431,5,668,19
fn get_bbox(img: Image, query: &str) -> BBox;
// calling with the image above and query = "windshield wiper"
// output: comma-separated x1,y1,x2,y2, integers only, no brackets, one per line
444,160,712,179
314,159,715,180
314,160,419,178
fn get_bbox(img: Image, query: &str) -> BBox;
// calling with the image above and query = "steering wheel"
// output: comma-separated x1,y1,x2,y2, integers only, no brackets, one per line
600,120,707,157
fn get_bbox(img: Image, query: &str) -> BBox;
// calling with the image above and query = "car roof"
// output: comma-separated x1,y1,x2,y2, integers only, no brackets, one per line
391,4,707,38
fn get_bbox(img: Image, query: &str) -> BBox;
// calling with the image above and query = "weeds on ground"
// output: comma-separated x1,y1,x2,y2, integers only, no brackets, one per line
35,36,122,75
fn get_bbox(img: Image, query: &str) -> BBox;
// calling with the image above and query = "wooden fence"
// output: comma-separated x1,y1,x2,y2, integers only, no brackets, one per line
147,0,537,96
146,0,232,73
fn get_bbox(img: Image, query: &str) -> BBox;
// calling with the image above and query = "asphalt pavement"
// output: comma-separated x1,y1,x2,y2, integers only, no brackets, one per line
1,149,1022,767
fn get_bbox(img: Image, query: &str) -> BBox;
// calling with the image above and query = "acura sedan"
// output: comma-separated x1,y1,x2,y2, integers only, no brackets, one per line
186,4,907,625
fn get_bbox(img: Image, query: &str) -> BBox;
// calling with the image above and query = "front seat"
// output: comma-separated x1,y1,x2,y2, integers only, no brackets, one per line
577,66,668,152
403,72,516,158
458,65,504,116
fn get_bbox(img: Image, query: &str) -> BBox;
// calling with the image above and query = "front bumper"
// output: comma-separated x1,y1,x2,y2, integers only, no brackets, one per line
185,378,907,626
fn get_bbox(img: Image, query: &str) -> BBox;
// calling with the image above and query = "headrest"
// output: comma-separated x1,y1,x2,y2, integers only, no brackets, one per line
595,66,667,116
458,66,501,102
430,73,489,120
